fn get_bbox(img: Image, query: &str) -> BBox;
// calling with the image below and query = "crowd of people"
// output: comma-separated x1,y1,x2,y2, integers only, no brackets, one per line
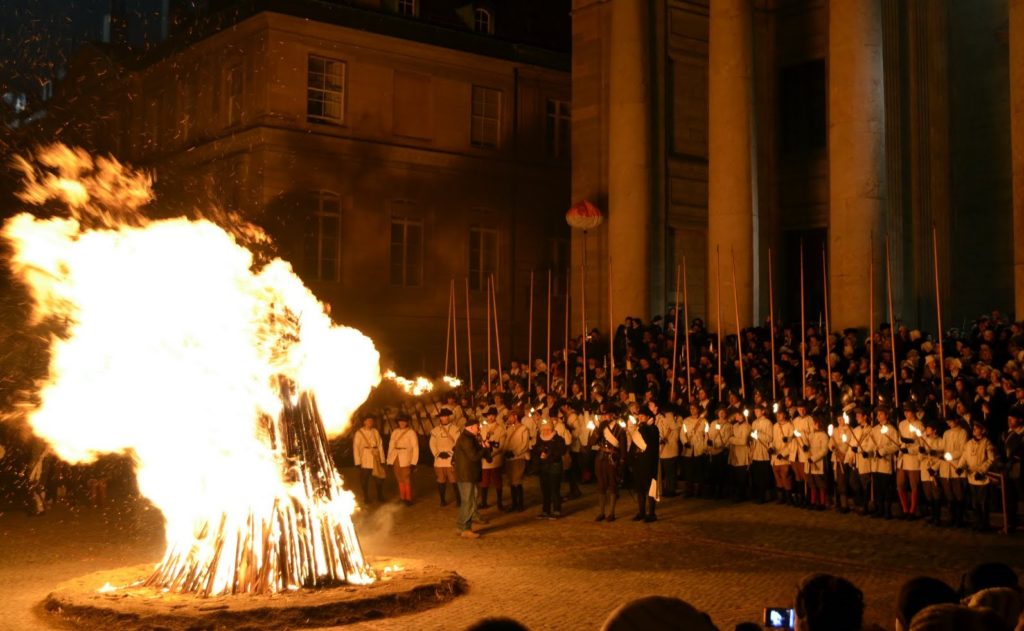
355,310,1024,537
464,561,1024,631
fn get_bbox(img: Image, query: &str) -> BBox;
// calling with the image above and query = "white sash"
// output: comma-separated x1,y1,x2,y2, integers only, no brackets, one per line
603,426,620,448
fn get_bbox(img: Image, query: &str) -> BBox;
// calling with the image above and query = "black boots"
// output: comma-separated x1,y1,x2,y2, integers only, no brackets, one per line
438,483,447,506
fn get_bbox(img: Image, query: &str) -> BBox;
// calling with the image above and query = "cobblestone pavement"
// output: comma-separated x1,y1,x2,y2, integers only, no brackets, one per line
2,467,1022,631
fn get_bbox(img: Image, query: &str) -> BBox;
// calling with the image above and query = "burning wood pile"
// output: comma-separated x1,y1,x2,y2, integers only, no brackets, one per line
145,381,372,596
2,145,383,597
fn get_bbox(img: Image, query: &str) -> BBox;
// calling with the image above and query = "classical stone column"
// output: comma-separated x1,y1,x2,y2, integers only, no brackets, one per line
607,0,652,321
1012,0,1024,317
707,0,755,334
829,0,886,330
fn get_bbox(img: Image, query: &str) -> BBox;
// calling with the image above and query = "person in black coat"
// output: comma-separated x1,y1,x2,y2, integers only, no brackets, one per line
628,408,660,522
453,418,492,538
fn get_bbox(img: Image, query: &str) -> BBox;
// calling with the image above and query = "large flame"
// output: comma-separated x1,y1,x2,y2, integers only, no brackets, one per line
2,145,382,595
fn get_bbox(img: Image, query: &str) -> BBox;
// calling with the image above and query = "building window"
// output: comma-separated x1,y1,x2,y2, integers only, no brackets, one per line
397,0,418,17
307,55,346,125
474,8,493,34
390,216,423,286
226,64,243,127
303,191,342,282
471,86,500,148
545,99,570,159
550,237,569,297
469,227,499,291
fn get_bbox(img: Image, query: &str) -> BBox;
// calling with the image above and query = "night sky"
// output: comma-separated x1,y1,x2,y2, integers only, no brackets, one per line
0,0,166,100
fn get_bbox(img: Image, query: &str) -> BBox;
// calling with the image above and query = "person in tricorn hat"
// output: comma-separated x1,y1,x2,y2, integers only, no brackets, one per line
387,415,419,506
627,407,660,522
896,401,925,519
867,405,899,519
956,421,996,531
940,412,969,528
589,404,626,522
429,408,461,508
478,407,506,510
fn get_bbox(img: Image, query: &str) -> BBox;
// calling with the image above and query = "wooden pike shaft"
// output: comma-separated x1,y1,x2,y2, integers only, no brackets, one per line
730,247,745,399
885,239,899,407
564,274,569,388
486,275,492,393
609,257,615,375
528,270,534,395
452,280,459,379
768,247,777,401
822,246,833,410
800,240,806,398
932,226,946,409
547,269,552,392
716,245,723,401
670,264,681,402
683,256,692,399
869,235,875,405
491,274,504,392
581,260,588,401
466,278,474,392
444,279,453,376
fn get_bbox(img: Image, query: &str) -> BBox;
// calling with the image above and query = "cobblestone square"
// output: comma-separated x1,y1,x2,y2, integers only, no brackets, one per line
2,467,1021,630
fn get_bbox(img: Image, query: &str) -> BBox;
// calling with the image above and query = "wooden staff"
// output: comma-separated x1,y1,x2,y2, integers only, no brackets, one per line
932,225,947,409
683,256,692,400
716,245,723,401
547,269,552,393
768,247,777,401
885,238,899,407
800,239,807,398
491,273,504,392
869,235,875,405
730,247,746,400
452,279,459,379
670,264,681,402
486,275,492,393
581,261,588,401
528,270,535,395
466,278,474,392
822,246,833,411
609,257,615,376
444,278,453,376
564,273,569,393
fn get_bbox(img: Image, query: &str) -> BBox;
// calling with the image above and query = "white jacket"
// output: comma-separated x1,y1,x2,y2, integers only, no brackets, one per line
481,420,506,469
750,417,773,462
772,421,795,465
504,423,533,460
807,430,829,475
957,437,995,486
897,419,925,471
353,428,385,469
791,415,814,462
940,426,969,479
680,415,706,457
429,424,460,468
657,413,681,459
868,424,900,474
728,420,751,467
918,435,944,483
706,419,731,456
830,423,855,468
387,428,419,467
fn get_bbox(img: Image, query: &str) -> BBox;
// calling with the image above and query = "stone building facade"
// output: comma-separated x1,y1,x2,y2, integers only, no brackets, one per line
42,0,572,373
572,0,1021,336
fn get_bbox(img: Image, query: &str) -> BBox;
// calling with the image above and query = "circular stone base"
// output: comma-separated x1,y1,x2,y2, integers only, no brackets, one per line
41,558,466,630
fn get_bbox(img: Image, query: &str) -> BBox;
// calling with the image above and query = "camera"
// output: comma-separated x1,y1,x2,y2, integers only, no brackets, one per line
762,607,795,629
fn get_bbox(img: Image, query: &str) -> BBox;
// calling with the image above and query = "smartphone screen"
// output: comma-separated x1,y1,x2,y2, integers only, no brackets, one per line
763,607,796,629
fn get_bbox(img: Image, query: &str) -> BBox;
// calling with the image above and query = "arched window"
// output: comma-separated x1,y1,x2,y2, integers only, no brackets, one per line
474,8,492,34
303,191,341,282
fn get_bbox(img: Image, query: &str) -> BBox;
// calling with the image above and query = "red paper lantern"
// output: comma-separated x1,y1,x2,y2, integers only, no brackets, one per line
565,200,604,231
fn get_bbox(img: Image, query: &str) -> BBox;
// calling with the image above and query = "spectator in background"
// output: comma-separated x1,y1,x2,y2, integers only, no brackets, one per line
896,576,959,631
795,573,864,631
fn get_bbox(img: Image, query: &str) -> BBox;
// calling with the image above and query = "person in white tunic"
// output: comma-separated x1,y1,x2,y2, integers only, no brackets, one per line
956,422,996,531
940,414,969,528
655,401,681,497
353,416,386,504
429,409,461,507
387,416,420,505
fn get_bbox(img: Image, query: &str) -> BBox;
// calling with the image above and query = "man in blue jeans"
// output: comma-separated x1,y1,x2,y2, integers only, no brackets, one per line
454,417,492,538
